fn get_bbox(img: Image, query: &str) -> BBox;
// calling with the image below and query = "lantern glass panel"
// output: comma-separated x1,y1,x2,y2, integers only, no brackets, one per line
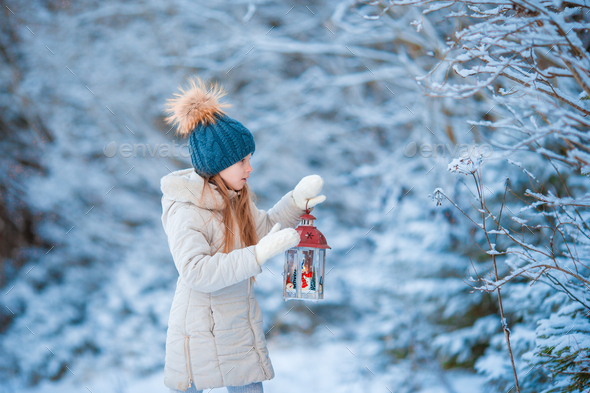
317,249,325,297
283,249,298,298
300,249,314,297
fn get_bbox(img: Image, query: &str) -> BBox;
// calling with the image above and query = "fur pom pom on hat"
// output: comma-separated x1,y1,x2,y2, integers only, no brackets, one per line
163,76,255,177
164,77,230,137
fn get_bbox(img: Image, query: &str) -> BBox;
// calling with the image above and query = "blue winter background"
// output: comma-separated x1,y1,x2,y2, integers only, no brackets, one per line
2,1,589,392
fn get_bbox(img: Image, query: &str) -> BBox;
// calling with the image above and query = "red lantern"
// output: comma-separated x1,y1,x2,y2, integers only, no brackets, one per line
283,208,330,301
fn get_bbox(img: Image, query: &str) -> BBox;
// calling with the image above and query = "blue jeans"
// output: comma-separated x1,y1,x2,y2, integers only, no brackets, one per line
169,382,263,393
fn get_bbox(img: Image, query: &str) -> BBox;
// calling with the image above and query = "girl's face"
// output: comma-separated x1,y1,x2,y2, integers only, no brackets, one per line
219,153,253,191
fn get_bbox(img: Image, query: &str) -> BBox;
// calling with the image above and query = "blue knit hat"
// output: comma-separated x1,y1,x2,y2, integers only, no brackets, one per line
187,112,255,176
164,76,255,176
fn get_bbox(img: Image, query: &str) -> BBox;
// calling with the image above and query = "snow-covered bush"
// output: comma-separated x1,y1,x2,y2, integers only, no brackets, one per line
356,0,589,391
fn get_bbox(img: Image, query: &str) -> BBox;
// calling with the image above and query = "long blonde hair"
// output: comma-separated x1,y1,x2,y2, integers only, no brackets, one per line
199,172,259,254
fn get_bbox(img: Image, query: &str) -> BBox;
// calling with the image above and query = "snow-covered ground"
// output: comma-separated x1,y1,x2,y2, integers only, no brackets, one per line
17,339,485,393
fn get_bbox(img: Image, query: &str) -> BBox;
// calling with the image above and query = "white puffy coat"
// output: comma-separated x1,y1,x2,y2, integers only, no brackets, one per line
160,168,306,391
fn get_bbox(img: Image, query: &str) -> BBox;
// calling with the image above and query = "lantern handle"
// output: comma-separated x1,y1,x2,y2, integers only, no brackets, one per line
305,199,310,214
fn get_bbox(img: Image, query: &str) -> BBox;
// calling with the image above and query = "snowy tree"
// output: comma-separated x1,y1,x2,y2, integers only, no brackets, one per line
4,0,587,390
2,1,475,390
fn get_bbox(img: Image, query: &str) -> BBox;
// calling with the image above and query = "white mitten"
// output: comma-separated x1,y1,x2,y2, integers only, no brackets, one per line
292,175,327,210
254,223,300,266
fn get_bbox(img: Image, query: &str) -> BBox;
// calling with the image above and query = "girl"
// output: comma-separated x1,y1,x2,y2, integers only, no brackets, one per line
160,76,326,393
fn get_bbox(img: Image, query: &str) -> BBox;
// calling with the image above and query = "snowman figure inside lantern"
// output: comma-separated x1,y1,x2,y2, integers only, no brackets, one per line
283,207,330,301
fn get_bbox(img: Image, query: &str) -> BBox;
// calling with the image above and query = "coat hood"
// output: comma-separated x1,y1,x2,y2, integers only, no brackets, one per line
160,168,238,210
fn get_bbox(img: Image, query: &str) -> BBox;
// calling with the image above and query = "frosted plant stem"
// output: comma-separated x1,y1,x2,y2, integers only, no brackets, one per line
479,173,521,393
494,275,520,393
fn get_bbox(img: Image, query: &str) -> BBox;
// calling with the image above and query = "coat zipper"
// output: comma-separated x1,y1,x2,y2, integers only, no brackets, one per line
185,336,194,388
247,277,270,379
